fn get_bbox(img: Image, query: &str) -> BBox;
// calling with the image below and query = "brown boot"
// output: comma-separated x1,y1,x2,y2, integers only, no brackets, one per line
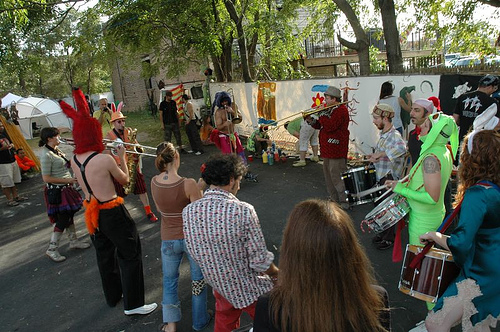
67,224,90,249
46,232,66,262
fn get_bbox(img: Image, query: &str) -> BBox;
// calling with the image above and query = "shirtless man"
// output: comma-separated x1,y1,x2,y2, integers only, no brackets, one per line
212,91,245,156
60,87,157,317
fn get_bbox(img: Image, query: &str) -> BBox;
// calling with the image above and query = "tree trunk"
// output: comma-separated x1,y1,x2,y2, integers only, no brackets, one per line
378,0,404,73
333,0,370,76
224,0,252,82
247,12,259,79
211,55,224,82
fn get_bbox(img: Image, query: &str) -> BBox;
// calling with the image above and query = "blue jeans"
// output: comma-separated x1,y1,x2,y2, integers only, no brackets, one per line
161,239,210,330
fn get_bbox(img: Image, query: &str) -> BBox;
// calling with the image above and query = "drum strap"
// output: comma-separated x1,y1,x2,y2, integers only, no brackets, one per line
408,180,499,270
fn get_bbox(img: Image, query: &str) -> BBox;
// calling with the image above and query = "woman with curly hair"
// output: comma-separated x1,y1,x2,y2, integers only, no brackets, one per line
420,130,500,332
151,142,212,332
253,199,390,332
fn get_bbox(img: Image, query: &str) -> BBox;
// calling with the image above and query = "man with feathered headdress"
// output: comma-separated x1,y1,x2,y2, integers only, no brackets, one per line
60,88,157,316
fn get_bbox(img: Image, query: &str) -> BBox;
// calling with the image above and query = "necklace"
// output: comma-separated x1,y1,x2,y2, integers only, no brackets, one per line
163,171,168,180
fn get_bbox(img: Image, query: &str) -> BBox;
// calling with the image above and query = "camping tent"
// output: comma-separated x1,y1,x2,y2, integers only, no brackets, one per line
1,93,22,108
15,97,72,139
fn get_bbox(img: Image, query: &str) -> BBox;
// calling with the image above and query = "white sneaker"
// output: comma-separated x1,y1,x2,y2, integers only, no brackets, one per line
195,151,202,155
124,303,158,316
408,320,427,332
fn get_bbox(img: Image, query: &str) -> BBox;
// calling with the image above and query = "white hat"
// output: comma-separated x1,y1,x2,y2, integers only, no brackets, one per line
468,103,499,153
473,104,499,131
413,99,435,114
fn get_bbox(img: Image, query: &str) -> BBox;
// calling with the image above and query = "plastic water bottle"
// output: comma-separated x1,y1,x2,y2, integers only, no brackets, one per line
268,150,274,165
271,142,276,153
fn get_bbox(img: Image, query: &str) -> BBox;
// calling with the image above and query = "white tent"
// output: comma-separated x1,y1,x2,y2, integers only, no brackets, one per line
15,97,72,139
1,93,23,108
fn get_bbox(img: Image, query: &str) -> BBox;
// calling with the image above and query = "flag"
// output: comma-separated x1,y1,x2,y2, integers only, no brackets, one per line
171,84,184,120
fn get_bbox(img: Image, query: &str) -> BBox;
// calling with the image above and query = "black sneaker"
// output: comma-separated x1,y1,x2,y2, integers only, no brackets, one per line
377,240,394,250
372,234,384,244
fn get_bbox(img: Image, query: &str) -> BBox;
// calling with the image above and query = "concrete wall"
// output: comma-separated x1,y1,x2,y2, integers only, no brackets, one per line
210,74,441,154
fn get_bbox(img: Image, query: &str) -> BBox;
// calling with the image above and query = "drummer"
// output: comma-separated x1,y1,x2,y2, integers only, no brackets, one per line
385,113,457,309
367,104,406,250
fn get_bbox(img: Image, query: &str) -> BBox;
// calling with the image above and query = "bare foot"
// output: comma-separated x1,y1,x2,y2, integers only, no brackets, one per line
161,322,177,332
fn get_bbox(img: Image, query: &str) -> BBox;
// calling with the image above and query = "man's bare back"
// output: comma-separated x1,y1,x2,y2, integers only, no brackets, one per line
71,147,129,202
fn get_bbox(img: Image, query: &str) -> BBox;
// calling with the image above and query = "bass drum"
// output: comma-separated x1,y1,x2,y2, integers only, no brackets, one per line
399,244,460,303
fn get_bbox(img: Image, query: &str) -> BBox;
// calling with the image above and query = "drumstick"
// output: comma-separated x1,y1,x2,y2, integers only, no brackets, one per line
374,175,409,203
351,139,370,156
353,185,386,198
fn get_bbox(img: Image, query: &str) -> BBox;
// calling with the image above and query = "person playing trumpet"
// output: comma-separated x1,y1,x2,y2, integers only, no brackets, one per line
305,86,349,209
105,104,158,223
211,92,245,159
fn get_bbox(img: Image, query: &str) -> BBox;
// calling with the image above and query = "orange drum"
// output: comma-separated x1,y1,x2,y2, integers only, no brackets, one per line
399,244,460,303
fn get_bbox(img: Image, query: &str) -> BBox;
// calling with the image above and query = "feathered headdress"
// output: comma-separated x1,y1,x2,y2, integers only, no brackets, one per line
60,88,104,154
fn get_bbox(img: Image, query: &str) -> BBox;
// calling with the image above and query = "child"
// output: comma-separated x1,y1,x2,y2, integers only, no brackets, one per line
199,115,214,145
15,148,36,179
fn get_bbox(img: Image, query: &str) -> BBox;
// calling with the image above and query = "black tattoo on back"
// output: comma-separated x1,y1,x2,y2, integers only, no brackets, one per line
423,156,440,174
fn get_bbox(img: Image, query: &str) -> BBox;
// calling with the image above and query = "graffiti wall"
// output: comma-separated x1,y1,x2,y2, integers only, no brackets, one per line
210,74,441,154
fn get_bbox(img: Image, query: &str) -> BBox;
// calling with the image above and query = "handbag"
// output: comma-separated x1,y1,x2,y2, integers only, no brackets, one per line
47,185,62,205
194,114,202,129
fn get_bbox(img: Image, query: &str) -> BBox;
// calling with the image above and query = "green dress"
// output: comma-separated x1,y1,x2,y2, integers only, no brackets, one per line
394,144,453,245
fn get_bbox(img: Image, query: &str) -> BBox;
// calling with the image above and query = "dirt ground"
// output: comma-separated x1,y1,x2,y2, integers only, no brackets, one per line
0,144,492,332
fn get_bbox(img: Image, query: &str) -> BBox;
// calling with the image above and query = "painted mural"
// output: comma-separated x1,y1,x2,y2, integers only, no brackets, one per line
256,82,277,120
210,74,442,156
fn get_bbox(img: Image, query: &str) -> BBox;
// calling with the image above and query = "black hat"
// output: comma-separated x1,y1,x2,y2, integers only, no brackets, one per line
478,74,499,87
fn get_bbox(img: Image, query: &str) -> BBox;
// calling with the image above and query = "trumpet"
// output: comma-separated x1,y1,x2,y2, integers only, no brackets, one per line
59,138,157,157
270,101,350,129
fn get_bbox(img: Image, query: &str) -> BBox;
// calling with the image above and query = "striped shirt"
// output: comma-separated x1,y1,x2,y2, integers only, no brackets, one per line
183,188,274,308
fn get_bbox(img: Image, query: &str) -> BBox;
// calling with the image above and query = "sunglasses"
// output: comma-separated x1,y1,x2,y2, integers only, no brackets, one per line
116,120,126,124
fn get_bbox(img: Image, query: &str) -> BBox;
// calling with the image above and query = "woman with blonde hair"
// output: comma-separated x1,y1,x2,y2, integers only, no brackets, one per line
420,130,500,332
151,142,212,332
253,199,390,332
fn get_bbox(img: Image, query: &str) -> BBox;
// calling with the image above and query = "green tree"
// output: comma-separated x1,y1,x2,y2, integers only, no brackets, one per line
102,0,306,82
0,6,110,98
411,0,500,57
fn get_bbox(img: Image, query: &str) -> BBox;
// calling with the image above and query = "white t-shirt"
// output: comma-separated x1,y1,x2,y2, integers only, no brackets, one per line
379,95,402,130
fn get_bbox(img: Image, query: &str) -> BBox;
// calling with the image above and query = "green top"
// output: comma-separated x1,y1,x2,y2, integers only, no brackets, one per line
286,117,301,136
394,145,452,245
246,129,269,152
40,148,72,180
93,110,113,135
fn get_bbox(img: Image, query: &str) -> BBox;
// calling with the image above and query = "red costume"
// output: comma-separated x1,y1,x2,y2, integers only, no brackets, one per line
310,103,350,159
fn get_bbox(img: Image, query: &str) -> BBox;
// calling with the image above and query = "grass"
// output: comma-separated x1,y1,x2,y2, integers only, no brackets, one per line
124,110,190,148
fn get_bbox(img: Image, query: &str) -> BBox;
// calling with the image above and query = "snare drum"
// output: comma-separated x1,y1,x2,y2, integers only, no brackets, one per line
361,193,410,233
399,245,460,303
342,165,379,205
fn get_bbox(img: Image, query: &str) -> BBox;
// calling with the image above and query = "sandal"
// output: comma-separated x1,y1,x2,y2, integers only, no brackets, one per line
14,196,28,202
7,200,19,206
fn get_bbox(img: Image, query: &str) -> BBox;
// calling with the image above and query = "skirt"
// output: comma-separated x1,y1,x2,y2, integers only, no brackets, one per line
44,185,83,219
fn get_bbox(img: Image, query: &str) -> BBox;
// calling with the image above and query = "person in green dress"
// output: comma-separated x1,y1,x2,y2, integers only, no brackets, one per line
385,113,458,246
